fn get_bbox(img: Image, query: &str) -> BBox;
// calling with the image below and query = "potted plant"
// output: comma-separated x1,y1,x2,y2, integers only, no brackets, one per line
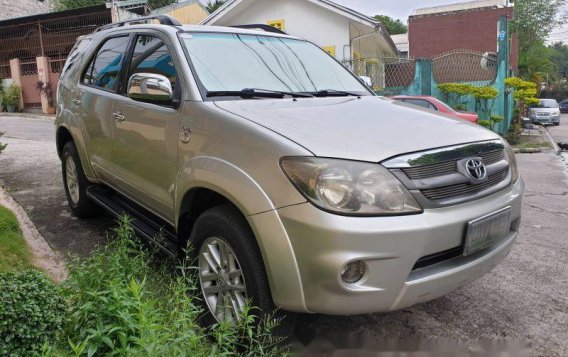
4,84,21,113
36,80,55,114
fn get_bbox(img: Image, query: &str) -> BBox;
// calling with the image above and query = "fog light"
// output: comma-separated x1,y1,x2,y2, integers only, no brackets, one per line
341,260,366,284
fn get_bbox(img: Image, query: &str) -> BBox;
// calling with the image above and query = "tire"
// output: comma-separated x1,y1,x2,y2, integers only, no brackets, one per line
188,205,296,336
61,141,100,218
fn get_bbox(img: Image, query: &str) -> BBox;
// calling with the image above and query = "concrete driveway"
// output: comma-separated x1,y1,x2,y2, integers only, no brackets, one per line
0,116,111,257
1,115,567,355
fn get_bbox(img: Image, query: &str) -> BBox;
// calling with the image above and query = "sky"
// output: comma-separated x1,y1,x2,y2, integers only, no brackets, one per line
198,0,568,43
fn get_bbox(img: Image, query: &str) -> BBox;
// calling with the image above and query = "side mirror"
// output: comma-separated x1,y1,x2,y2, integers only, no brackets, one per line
127,73,173,103
359,75,373,88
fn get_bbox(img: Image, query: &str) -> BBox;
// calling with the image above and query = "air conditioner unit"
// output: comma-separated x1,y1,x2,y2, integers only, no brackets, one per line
481,52,497,70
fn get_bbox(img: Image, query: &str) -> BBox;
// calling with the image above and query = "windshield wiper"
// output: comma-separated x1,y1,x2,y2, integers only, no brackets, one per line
314,89,361,97
206,88,314,99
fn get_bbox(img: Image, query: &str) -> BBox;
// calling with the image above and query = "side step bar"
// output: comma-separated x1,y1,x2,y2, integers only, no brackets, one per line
86,186,179,258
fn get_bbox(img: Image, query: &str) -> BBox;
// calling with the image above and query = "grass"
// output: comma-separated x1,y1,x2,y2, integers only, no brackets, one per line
0,205,33,273
513,142,552,150
40,215,287,356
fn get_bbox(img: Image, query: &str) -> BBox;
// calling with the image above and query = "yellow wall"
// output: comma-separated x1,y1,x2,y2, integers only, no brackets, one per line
160,3,208,25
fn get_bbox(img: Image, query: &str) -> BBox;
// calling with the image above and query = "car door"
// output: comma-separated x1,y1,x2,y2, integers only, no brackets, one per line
77,35,131,180
107,32,182,221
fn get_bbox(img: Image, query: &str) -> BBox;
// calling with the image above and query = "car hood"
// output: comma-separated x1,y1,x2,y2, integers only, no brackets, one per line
214,96,499,162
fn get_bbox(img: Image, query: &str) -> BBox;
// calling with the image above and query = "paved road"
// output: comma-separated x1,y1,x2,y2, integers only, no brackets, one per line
0,116,110,257
1,115,567,355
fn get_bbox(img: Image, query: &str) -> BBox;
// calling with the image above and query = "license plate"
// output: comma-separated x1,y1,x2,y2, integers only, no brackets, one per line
464,207,511,256
537,112,549,116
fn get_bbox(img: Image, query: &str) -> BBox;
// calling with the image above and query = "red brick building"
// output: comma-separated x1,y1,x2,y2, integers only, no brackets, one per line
408,1,518,72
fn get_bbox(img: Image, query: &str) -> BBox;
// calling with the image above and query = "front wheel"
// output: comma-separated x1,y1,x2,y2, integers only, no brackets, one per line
61,142,100,218
188,205,296,335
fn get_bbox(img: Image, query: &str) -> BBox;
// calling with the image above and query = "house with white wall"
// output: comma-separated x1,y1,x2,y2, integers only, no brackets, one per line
200,0,399,64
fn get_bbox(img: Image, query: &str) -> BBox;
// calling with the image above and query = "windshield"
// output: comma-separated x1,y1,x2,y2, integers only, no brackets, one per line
538,99,559,108
180,32,370,97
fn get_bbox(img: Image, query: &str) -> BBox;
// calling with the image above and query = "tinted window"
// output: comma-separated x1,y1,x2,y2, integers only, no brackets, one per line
405,99,431,109
82,36,130,91
129,35,177,89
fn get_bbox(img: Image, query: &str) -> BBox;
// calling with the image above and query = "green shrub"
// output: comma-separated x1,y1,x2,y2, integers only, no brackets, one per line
3,85,21,108
478,120,492,129
52,215,286,356
0,132,6,154
0,270,66,356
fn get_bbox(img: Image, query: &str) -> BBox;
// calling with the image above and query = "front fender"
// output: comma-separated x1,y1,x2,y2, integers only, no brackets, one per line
175,156,308,312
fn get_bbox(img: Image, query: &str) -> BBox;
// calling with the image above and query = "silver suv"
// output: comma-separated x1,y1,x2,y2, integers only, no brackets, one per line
55,16,524,329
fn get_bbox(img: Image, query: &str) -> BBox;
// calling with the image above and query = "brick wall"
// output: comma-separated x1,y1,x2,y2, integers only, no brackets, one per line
0,0,52,20
408,7,518,73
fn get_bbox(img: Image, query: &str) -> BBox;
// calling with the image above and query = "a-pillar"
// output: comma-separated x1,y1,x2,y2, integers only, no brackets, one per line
36,56,51,114
8,58,24,111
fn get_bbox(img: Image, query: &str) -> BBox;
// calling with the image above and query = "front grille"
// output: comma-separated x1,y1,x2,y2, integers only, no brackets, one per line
422,169,508,201
402,150,504,179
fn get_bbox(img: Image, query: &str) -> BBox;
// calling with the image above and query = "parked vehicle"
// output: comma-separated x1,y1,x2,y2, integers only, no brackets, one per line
55,16,524,331
390,95,479,123
559,99,568,114
529,99,560,126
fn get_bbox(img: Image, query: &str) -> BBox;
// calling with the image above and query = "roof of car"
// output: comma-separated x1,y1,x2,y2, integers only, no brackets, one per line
93,23,299,40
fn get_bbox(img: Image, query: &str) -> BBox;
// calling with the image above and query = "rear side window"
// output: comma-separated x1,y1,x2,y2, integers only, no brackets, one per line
82,36,130,91
405,99,432,109
60,38,91,79
128,35,177,89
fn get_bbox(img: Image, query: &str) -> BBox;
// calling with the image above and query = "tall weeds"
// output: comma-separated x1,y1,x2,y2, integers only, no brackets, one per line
43,215,287,356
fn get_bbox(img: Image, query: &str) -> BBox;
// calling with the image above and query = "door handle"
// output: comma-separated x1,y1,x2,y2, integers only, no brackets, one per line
113,111,125,122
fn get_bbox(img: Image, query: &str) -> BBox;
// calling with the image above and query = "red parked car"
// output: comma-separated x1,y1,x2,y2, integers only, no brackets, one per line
390,95,478,123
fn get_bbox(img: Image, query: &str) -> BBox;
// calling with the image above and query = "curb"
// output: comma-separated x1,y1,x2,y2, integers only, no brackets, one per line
513,147,543,154
0,187,68,282
0,112,56,122
543,126,561,155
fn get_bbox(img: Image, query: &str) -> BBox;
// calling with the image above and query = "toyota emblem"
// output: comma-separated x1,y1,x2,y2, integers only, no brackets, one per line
465,158,487,181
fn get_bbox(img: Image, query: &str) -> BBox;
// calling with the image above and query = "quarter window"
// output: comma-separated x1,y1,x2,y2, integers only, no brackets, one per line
128,35,177,89
82,36,130,91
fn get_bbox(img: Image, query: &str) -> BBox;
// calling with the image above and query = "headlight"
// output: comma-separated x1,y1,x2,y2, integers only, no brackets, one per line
503,140,519,183
553,110,560,115
281,157,422,216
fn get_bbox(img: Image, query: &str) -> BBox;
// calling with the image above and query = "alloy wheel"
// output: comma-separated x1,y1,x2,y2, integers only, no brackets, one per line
199,237,248,323
65,155,80,204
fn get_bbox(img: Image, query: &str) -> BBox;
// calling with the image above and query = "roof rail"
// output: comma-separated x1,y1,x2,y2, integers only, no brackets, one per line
95,14,182,32
231,24,287,35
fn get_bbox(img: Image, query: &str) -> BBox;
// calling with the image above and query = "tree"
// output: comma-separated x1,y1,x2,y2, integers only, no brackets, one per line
549,42,568,81
373,15,407,35
205,0,226,13
53,0,175,12
511,0,565,55
519,41,556,82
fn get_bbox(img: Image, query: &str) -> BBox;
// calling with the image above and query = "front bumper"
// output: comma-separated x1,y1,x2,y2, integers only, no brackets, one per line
531,115,560,125
276,178,524,315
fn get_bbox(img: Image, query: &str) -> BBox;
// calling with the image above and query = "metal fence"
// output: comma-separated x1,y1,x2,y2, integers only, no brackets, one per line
0,10,111,63
0,63,10,79
432,50,497,86
343,57,415,91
